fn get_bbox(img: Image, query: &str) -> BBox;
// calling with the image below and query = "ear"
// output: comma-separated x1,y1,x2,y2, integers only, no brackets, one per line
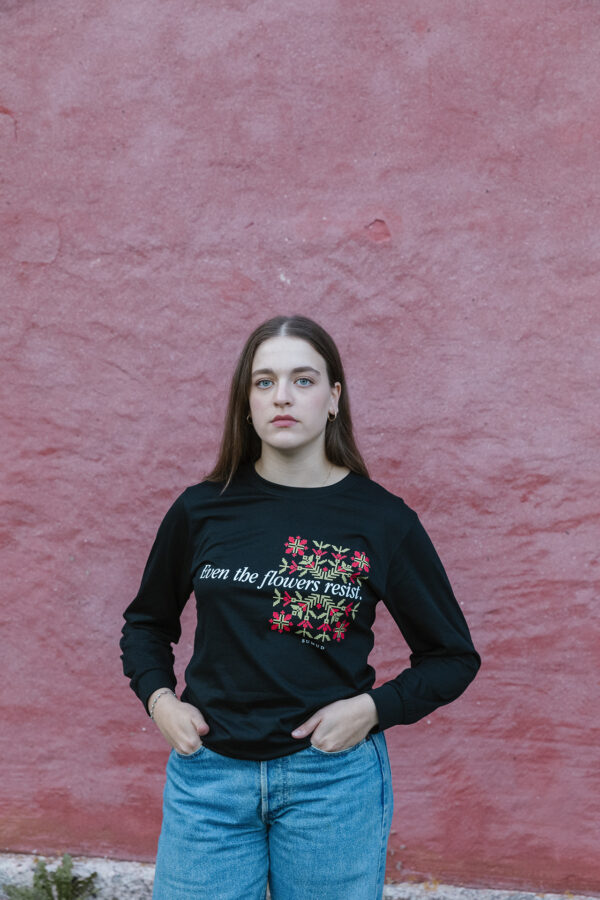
328,381,342,416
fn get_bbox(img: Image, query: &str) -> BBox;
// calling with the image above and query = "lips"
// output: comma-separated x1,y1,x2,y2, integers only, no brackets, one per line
271,416,298,423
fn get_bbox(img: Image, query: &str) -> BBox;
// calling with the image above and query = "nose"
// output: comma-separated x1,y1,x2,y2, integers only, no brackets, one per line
274,378,292,407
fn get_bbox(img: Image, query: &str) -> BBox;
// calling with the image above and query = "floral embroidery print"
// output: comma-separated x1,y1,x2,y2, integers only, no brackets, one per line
269,610,292,632
270,588,360,643
280,541,370,585
284,536,308,556
352,550,370,572
269,538,370,644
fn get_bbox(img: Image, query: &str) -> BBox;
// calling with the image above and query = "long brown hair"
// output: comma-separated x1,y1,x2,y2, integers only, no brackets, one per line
205,315,369,489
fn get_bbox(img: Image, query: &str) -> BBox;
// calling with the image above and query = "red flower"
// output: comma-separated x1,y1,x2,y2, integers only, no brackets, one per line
285,536,308,556
352,551,370,572
270,611,292,632
317,622,331,632
333,621,348,642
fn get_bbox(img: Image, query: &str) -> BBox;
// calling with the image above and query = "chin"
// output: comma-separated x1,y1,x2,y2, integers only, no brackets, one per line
258,427,303,443
264,437,304,450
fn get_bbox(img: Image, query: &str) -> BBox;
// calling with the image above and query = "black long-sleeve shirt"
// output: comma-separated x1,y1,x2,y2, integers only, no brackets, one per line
120,463,480,759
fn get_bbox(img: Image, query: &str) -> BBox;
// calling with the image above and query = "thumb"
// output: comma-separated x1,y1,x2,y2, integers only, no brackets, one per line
190,709,210,735
291,713,321,739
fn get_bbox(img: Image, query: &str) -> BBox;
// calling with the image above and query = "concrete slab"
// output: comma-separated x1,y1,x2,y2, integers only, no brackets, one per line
0,853,598,900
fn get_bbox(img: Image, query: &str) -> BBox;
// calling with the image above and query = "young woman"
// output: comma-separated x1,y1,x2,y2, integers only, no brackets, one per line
120,315,480,900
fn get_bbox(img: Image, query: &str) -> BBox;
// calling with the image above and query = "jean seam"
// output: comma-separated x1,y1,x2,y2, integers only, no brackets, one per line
371,734,392,899
260,760,269,823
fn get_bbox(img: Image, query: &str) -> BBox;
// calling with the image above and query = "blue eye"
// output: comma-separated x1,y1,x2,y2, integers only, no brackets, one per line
256,379,273,389
296,377,313,386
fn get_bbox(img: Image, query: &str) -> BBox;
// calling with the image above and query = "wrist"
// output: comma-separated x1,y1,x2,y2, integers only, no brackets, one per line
358,693,379,729
148,688,178,719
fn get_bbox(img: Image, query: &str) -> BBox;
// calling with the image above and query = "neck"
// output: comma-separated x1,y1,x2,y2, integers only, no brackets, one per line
255,446,346,488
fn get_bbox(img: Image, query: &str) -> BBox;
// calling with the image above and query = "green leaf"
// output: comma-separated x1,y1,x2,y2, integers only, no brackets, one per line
3,855,98,900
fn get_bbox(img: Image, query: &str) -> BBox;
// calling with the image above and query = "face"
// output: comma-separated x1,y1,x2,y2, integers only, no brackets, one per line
248,336,341,456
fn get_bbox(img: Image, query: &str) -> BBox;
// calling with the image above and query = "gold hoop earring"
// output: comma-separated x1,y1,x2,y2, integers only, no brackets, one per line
246,413,252,424
327,411,337,422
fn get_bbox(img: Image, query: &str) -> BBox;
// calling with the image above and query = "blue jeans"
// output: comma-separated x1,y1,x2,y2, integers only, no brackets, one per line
153,732,393,900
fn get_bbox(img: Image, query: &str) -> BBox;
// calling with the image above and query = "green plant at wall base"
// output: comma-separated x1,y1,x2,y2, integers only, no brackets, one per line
3,855,98,900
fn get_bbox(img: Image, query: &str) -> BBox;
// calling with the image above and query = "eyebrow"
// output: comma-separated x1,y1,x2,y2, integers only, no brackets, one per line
251,366,322,377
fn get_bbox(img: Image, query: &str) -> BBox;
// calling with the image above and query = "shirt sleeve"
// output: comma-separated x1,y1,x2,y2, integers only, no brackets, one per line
367,513,481,731
119,491,194,713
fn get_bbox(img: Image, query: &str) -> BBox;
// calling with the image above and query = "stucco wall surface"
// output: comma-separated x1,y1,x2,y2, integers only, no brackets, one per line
2,0,599,894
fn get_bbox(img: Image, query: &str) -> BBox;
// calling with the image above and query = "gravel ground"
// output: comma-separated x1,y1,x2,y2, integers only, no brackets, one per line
0,853,598,900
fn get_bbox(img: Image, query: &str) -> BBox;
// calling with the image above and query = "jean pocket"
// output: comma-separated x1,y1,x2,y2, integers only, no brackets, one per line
308,737,367,757
173,743,205,760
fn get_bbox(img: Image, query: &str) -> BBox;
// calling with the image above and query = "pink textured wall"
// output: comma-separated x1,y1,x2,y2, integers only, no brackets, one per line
2,0,599,893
